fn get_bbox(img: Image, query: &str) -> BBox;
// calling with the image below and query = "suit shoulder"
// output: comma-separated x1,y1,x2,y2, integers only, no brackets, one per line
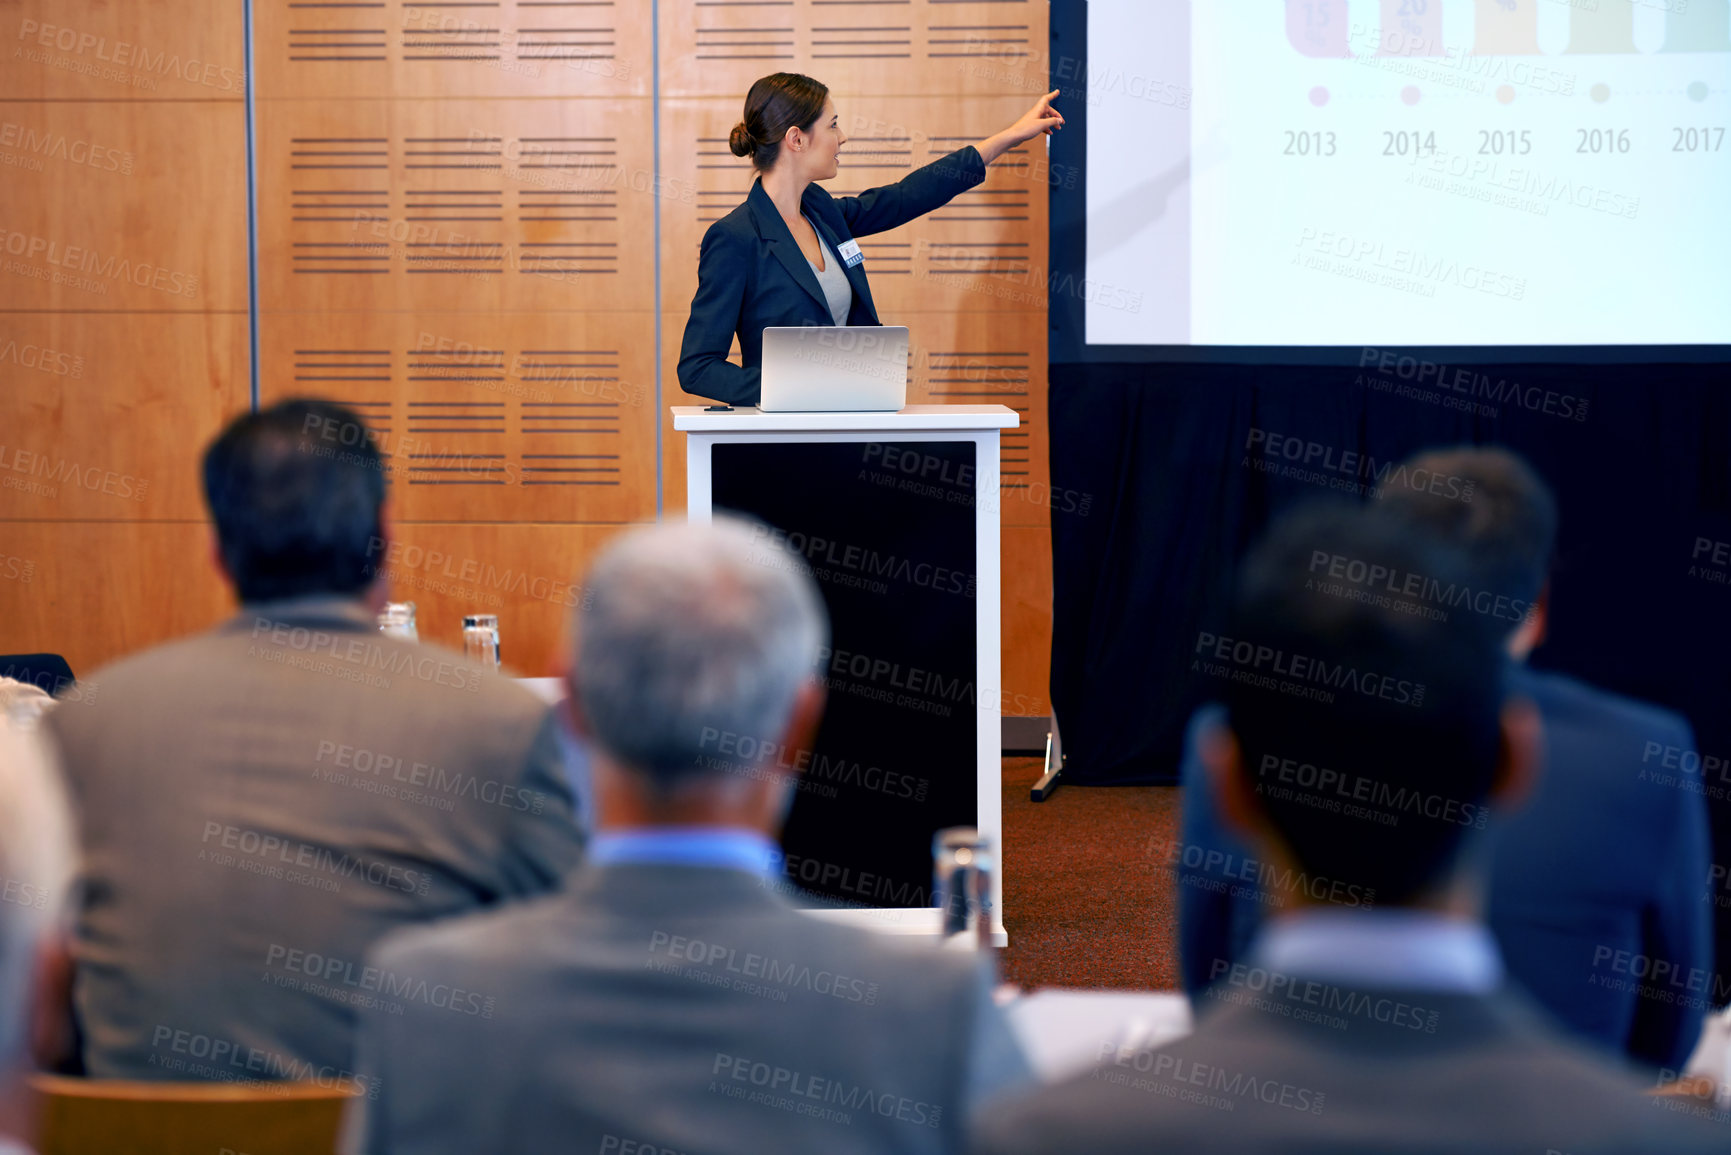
73,629,226,688
701,202,756,248
800,182,842,217
370,890,568,977
1522,668,1690,741
788,913,985,1000
340,631,550,725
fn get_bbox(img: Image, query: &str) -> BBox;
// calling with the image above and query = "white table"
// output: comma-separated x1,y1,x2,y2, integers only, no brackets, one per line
1003,989,1195,1083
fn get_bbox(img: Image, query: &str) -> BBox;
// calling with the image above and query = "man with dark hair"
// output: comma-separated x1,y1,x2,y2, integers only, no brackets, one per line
45,399,585,1081
343,518,1031,1155
977,503,1723,1155
1179,448,1711,1073
200,399,390,605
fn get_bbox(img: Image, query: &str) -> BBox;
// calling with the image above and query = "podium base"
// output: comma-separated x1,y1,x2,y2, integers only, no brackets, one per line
1029,718,1065,803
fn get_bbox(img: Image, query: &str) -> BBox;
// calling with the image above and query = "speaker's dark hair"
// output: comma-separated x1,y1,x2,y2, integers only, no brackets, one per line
730,73,829,171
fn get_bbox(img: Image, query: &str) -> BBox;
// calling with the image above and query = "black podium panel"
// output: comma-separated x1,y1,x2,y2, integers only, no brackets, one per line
713,440,978,909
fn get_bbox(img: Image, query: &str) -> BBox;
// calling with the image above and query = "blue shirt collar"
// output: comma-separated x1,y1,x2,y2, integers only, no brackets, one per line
1252,909,1504,995
588,827,778,878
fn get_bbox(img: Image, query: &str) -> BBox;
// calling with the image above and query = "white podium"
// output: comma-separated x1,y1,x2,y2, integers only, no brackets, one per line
673,405,1019,945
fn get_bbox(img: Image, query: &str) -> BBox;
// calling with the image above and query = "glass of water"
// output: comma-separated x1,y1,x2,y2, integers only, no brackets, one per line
934,827,994,948
378,601,418,641
463,613,501,672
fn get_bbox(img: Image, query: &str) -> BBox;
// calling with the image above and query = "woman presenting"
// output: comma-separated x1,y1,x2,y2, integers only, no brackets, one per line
677,72,1063,407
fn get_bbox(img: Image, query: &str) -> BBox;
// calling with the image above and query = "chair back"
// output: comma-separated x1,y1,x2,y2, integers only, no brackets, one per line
29,1075,359,1155
0,655,75,697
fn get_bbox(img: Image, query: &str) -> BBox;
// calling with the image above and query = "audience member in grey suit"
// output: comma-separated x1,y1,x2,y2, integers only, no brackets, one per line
45,400,585,1083
343,518,1033,1155
974,504,1728,1155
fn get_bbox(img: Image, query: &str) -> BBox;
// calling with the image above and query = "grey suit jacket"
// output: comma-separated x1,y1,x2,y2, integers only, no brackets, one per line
45,596,586,1082
973,983,1730,1155
344,862,1034,1155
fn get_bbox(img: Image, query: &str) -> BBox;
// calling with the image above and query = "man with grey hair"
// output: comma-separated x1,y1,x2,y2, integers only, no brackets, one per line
343,517,1032,1155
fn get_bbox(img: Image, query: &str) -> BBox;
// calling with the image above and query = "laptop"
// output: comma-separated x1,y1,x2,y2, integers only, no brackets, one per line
758,325,909,412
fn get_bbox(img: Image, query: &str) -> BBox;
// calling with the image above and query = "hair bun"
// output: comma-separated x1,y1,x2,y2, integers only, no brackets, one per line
728,122,756,158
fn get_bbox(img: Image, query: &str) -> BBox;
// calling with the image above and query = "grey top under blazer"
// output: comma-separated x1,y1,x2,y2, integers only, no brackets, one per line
677,146,987,406
972,985,1729,1155
343,861,1034,1155
45,596,586,1081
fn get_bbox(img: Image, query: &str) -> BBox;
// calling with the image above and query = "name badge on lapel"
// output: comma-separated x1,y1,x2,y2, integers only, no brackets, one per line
837,239,865,269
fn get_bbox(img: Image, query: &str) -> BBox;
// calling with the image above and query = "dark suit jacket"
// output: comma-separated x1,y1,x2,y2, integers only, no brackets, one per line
973,984,1728,1155
45,596,586,1081
1177,667,1713,1071
343,861,1033,1155
677,147,987,406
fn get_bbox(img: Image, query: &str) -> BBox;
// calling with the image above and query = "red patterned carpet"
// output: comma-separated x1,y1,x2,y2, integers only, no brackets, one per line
997,757,1183,991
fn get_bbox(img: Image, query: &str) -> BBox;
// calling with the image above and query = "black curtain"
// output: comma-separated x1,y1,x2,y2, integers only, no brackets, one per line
1048,359,1731,786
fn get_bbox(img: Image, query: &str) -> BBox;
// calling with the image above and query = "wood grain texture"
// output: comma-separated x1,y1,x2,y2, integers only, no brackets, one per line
0,101,248,311
1002,524,1053,717
0,313,248,521
254,98,654,316
253,0,652,100
903,312,1048,528
373,521,642,676
258,311,657,524
0,3,245,101
658,0,1049,99
0,522,232,680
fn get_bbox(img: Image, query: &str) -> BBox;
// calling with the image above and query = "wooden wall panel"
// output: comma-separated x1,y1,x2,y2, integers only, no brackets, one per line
253,0,652,100
0,314,248,521
2,0,247,677
1003,525,1053,718
377,522,641,676
0,523,232,679
0,4,245,101
902,311,1048,528
254,98,653,315
658,0,1049,99
258,311,655,524
254,13,662,530
8,2,1052,689
0,101,248,311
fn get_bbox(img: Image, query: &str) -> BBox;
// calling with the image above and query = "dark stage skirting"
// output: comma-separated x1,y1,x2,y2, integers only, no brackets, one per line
1048,359,1731,789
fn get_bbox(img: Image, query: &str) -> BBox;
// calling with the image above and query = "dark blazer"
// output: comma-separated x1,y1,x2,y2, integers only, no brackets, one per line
45,596,586,1080
677,146,987,406
343,861,1033,1155
973,984,1728,1155
1176,667,1713,1071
